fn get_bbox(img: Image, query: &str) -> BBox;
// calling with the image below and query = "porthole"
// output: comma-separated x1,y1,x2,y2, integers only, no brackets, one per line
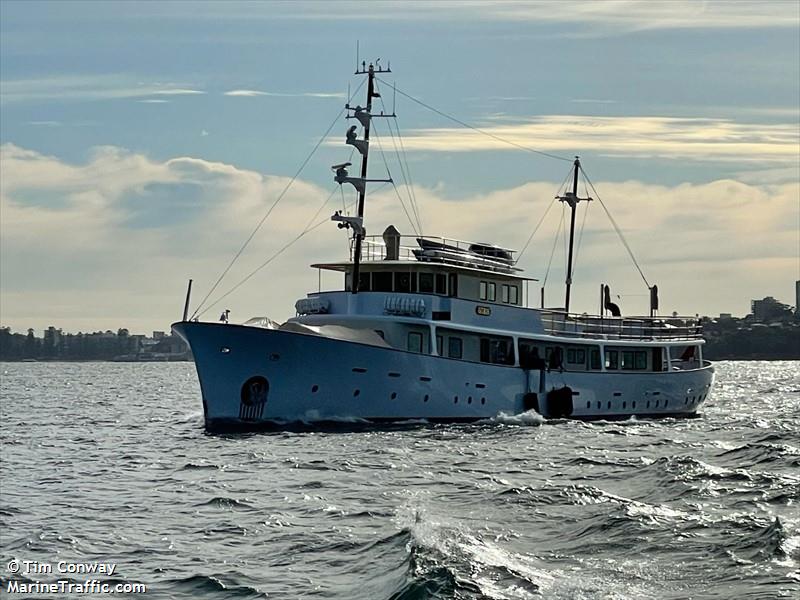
655,400,659,407
632,401,636,409
607,401,611,409
353,389,360,397
647,401,650,408
481,397,486,405
586,401,591,409
692,395,696,402
454,396,459,404
664,400,668,408
423,394,429,403
467,396,472,404
391,392,397,400
311,385,319,393
597,401,601,409
622,401,626,409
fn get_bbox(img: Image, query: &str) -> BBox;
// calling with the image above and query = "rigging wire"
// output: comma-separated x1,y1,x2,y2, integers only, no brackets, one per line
196,186,347,319
542,202,565,292
370,123,420,235
190,78,366,319
378,78,574,163
570,190,591,280
515,165,574,264
374,84,423,234
580,166,651,289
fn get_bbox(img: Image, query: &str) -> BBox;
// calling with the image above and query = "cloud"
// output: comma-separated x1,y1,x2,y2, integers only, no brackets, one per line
158,1,799,31
1,143,797,333
389,115,800,163
224,89,345,99
0,75,206,104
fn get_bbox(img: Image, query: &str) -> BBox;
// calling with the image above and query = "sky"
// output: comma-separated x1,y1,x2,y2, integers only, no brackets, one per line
1,0,799,334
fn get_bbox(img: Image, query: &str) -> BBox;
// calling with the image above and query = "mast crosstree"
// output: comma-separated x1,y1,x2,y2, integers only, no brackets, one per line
332,59,394,295
557,157,592,313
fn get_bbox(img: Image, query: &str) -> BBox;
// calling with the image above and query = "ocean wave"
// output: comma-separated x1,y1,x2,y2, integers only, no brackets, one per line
195,496,254,510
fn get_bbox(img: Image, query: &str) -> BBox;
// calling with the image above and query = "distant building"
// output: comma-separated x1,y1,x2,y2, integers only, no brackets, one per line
751,296,792,322
153,331,166,340
796,280,799,315
719,313,732,320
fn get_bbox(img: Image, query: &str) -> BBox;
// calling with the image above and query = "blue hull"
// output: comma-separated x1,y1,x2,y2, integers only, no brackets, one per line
173,321,715,431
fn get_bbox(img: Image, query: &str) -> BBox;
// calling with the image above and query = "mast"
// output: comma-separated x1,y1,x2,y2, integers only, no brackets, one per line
331,59,393,294
557,157,591,313
351,63,377,294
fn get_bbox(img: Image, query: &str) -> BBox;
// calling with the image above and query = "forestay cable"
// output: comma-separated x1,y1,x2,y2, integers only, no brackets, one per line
191,78,366,319
196,186,348,318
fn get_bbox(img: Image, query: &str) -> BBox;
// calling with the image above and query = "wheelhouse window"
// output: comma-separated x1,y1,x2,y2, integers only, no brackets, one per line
358,272,371,291
408,332,423,353
487,282,496,301
448,273,458,297
436,335,443,356
501,284,509,303
448,337,463,359
419,273,434,293
605,350,619,370
395,272,412,293
509,285,519,305
435,273,447,295
480,281,487,300
373,272,392,292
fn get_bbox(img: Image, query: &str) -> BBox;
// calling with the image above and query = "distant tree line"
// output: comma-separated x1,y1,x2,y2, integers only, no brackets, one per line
702,320,800,360
0,327,188,361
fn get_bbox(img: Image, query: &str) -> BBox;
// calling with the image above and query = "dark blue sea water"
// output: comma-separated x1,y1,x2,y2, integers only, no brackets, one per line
1,361,798,599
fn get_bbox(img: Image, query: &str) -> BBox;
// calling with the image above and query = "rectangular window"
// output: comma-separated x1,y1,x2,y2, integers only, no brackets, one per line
635,351,648,370
448,337,463,359
435,273,447,295
419,273,434,293
395,272,412,293
436,335,443,356
567,348,586,365
408,332,423,353
358,272,371,291
605,350,619,370
448,273,458,297
509,285,519,305
479,281,487,300
410,272,417,292
487,282,496,301
519,340,545,369
373,272,392,292
480,337,514,365
590,348,601,370
621,350,635,370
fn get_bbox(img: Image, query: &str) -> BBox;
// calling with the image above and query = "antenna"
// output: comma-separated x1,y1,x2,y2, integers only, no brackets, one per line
356,40,359,73
392,81,396,115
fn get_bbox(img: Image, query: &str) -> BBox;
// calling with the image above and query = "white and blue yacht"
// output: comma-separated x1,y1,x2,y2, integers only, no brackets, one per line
173,62,714,431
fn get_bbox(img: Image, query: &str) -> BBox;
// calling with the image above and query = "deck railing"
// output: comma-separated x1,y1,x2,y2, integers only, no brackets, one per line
539,310,703,341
